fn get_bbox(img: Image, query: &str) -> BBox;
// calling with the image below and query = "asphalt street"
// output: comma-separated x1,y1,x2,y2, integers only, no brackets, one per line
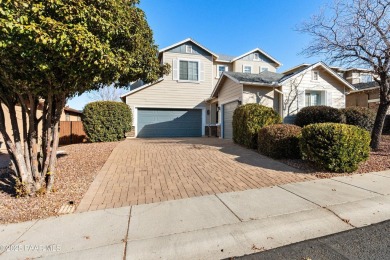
233,220,390,260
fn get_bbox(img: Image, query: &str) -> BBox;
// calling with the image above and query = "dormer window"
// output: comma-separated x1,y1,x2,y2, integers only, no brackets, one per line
312,71,319,81
253,53,260,61
186,45,192,53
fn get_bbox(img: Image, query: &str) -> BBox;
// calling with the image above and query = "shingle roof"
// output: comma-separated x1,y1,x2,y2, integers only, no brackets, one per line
216,53,235,62
225,71,285,84
353,81,379,90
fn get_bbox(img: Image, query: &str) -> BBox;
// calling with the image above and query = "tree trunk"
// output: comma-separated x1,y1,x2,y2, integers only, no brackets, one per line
370,102,390,150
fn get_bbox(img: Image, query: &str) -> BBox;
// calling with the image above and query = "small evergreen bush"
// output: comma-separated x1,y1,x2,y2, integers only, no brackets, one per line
83,101,132,142
300,123,370,173
295,106,344,127
341,107,376,132
233,104,281,149
258,124,302,159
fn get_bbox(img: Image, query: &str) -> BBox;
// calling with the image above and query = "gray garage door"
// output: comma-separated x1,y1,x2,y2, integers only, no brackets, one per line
137,108,202,137
223,101,238,139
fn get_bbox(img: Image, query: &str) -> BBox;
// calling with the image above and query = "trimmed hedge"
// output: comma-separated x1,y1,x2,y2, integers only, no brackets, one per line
258,124,302,159
300,123,370,173
83,101,132,142
341,107,376,132
295,106,344,127
233,104,281,149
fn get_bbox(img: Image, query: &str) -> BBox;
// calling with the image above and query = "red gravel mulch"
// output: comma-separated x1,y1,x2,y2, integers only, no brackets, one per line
0,142,118,224
280,135,390,179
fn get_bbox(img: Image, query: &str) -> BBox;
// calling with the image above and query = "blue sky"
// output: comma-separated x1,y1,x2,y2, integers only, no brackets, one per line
68,0,329,110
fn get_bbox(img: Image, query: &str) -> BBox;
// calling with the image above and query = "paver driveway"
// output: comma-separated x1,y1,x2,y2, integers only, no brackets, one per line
77,138,316,212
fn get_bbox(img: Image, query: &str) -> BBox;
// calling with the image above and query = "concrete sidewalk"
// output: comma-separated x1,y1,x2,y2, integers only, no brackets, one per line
1,170,390,260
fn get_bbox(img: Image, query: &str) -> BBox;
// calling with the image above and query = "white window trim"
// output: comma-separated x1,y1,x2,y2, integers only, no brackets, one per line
216,65,228,78
178,58,200,82
185,45,193,53
304,89,326,106
311,70,320,81
243,64,252,73
253,53,260,61
260,67,269,73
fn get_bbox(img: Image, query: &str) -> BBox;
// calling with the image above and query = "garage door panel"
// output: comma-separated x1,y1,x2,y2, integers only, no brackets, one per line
138,109,202,137
223,102,238,139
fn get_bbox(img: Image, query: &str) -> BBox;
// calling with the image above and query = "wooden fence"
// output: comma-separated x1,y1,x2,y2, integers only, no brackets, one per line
59,121,87,145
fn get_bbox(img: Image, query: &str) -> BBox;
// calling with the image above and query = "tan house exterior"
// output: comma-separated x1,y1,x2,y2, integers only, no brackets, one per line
120,38,371,139
121,38,282,138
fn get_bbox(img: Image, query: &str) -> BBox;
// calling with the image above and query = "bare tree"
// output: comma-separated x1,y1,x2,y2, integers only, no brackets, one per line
88,85,125,102
298,0,390,150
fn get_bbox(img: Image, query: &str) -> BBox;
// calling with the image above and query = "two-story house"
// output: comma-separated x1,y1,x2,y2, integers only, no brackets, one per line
121,38,355,138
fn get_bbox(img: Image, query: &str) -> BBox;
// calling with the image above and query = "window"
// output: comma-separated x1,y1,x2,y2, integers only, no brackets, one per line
243,65,252,73
312,71,319,81
260,67,268,73
253,53,260,61
65,113,70,121
361,74,373,83
185,45,192,53
217,65,228,77
179,60,198,81
305,91,324,106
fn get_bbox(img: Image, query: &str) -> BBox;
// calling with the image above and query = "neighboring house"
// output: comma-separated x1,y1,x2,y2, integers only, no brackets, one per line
60,106,83,121
0,104,82,151
121,38,282,138
210,62,355,138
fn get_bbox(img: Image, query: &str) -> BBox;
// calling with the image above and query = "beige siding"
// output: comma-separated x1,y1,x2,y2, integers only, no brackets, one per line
232,60,277,74
217,78,242,123
212,62,233,86
126,51,213,113
281,67,347,122
243,85,280,112
60,112,81,121
218,78,242,105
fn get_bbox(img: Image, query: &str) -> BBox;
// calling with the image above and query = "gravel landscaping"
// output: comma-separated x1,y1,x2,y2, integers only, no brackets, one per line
0,142,118,224
280,134,390,178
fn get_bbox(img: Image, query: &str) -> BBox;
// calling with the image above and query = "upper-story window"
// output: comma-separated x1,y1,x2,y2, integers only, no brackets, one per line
312,70,319,81
217,65,228,77
260,67,268,73
253,53,260,61
243,65,252,73
360,74,373,83
179,60,198,81
185,45,192,53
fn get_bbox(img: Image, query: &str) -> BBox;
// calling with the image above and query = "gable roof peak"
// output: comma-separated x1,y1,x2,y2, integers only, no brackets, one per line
158,38,219,58
230,48,282,67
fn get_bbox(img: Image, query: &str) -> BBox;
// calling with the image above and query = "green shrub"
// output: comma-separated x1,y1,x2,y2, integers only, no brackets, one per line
258,124,302,159
83,101,132,142
341,107,376,132
295,106,344,127
233,104,281,149
300,123,370,173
